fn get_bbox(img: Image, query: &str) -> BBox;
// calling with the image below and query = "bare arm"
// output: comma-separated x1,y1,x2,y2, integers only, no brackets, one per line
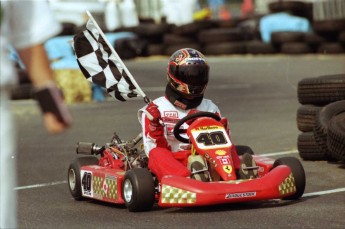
18,44,71,133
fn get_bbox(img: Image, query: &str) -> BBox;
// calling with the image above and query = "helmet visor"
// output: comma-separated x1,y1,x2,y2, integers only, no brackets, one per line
167,75,207,97
172,64,209,86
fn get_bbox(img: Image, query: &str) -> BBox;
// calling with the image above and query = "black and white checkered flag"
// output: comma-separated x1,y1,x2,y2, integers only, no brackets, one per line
73,13,147,102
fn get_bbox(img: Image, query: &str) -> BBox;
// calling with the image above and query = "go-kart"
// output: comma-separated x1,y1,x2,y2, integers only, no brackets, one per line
68,112,306,212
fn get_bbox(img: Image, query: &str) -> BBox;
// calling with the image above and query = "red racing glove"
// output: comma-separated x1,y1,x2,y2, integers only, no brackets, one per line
145,102,161,127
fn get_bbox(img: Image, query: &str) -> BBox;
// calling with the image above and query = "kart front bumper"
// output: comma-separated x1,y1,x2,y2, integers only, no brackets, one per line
159,165,295,207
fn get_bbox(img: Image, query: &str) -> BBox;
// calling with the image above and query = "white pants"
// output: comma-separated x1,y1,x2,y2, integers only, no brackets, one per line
0,87,17,228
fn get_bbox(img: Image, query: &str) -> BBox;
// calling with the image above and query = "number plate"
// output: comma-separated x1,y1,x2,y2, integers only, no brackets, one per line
191,125,232,150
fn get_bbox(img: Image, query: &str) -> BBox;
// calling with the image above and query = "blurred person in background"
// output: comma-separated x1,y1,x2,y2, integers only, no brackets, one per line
0,1,71,228
207,0,231,20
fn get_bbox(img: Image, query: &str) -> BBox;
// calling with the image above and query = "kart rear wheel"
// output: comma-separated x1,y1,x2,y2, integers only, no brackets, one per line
273,157,306,200
68,156,98,200
122,168,155,212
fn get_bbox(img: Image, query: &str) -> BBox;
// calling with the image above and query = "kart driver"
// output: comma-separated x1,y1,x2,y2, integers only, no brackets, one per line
138,48,257,181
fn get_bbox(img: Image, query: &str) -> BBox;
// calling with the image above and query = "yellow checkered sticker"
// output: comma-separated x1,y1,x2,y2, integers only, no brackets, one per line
161,185,196,204
279,173,296,196
93,176,118,200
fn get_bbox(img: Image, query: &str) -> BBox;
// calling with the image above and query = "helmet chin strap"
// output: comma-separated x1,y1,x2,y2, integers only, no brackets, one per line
165,84,203,110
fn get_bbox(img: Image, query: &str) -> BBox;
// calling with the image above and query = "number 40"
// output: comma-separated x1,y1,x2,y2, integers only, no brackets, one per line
196,131,227,146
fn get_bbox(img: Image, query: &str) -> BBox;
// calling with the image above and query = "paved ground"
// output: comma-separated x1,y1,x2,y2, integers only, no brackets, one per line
12,55,345,228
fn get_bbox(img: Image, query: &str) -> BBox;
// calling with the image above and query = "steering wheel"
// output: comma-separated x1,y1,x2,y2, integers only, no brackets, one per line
173,111,221,143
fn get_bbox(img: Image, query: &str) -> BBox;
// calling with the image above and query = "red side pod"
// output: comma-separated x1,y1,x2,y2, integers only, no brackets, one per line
80,165,126,204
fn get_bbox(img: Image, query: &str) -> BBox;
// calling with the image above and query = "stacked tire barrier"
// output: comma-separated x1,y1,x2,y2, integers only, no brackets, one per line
297,74,345,163
105,0,345,57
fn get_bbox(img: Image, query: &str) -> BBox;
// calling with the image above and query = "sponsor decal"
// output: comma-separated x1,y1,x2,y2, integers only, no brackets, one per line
220,158,230,165
223,165,232,174
174,100,187,110
186,57,205,61
225,192,256,199
215,150,227,156
81,170,93,197
166,124,175,136
194,126,221,131
216,155,230,159
164,111,178,118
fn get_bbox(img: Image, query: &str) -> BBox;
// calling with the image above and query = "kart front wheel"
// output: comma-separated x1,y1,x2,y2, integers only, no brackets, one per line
235,145,254,156
273,157,306,200
68,156,98,200
122,168,155,212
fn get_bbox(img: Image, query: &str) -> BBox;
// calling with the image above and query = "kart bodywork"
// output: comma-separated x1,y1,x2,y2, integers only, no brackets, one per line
68,112,305,211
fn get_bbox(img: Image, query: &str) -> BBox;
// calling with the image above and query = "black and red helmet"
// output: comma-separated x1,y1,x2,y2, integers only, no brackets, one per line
166,48,209,109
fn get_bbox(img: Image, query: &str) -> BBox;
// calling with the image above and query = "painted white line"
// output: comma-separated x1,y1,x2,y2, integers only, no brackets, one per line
14,180,67,190
303,188,345,197
260,150,299,157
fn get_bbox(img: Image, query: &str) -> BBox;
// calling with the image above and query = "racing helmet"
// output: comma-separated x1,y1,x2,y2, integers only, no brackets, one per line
166,48,209,110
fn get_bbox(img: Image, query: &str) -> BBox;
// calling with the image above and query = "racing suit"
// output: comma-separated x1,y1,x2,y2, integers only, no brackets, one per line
138,96,241,180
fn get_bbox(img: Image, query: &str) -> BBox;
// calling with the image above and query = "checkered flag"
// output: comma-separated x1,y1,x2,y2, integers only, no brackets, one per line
72,12,147,102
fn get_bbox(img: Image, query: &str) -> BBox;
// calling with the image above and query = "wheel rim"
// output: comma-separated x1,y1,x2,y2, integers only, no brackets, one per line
123,179,133,203
68,169,76,191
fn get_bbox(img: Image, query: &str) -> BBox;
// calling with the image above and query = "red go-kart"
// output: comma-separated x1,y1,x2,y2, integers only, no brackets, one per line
68,112,306,211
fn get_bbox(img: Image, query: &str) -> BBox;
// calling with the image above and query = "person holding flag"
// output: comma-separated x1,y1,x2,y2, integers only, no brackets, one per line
138,48,258,181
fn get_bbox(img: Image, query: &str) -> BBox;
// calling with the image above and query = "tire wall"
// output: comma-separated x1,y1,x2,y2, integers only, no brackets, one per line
296,74,345,163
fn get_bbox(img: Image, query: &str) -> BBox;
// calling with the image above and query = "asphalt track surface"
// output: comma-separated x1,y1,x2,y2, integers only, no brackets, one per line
12,55,345,229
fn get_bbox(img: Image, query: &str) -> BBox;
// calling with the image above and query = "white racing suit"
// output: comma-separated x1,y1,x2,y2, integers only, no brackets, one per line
138,96,240,180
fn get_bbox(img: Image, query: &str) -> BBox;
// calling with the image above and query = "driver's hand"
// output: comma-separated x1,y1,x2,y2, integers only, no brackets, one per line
145,102,161,126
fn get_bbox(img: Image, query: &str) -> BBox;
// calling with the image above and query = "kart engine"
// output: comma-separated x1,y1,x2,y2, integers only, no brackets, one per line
76,132,148,169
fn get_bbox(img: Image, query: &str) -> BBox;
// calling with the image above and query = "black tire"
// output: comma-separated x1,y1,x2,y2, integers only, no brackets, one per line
117,37,149,58
271,32,305,46
172,20,214,36
273,157,306,200
313,19,345,33
317,42,345,54
203,42,246,55
122,168,155,212
296,105,322,132
280,42,312,54
134,23,172,37
235,145,254,156
327,112,345,161
190,161,209,182
245,40,277,54
163,34,195,45
314,100,345,160
298,132,327,160
68,156,99,200
164,43,202,56
339,30,345,44
147,44,165,56
304,32,326,51
198,28,243,44
297,74,345,106
268,1,309,14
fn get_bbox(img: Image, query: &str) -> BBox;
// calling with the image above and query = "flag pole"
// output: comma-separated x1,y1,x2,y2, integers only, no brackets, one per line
85,11,150,104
